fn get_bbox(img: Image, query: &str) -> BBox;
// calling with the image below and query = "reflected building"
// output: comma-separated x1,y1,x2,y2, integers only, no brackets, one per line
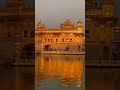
86,68,120,90
35,55,84,89
86,0,118,62
0,0,35,64
35,17,85,54
112,26,120,60
0,67,34,90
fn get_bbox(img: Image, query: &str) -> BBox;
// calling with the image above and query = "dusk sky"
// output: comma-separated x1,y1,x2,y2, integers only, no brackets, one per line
35,0,120,29
0,0,119,27
35,0,85,29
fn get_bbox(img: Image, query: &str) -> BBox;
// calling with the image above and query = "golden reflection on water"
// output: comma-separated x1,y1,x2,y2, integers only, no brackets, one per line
35,55,84,89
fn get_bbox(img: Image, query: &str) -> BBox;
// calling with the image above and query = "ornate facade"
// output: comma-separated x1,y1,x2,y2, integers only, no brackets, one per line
112,26,120,60
85,0,118,61
35,17,85,54
0,0,34,64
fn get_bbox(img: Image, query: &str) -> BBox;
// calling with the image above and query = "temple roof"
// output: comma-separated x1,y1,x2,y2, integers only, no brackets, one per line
36,17,83,30
63,16,73,25
60,16,75,29
37,21,46,30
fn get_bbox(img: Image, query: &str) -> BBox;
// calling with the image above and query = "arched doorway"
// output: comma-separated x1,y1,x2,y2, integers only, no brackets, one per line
21,44,35,59
103,46,109,60
78,45,81,52
44,45,52,51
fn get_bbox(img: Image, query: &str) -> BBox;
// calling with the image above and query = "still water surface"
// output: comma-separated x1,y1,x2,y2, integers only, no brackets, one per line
35,55,85,90
86,67,120,90
1,56,120,90
0,66,34,90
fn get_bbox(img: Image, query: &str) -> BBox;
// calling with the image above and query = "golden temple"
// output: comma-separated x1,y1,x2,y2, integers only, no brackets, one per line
35,17,85,55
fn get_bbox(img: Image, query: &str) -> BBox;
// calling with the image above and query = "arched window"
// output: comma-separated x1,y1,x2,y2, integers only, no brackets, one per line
24,31,28,38
103,46,109,60
7,32,12,38
30,31,34,38
85,30,89,38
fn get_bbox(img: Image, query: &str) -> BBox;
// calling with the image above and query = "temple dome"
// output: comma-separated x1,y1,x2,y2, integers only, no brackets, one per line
77,20,82,28
37,21,46,30
60,16,75,29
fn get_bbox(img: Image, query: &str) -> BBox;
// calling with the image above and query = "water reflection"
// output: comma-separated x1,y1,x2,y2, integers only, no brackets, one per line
86,68,120,90
0,66,34,90
35,55,85,90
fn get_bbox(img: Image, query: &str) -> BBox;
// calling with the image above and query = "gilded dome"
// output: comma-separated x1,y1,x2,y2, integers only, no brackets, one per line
60,16,75,29
37,21,46,30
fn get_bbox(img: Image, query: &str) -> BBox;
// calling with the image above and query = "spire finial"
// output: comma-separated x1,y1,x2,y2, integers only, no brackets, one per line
39,19,41,22
67,16,70,20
